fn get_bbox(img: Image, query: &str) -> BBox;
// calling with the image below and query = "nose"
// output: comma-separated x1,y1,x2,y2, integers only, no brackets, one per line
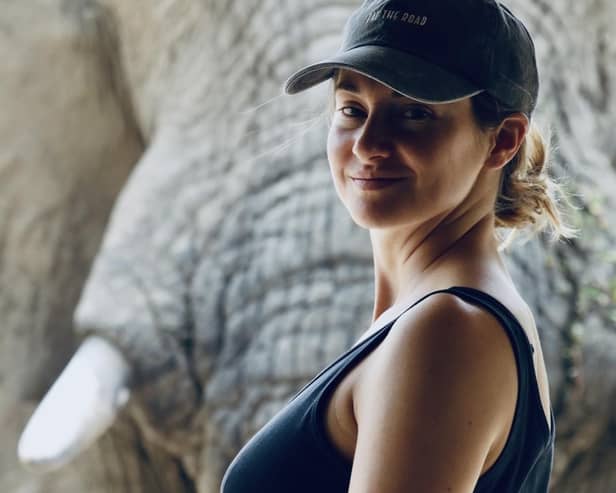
352,113,392,162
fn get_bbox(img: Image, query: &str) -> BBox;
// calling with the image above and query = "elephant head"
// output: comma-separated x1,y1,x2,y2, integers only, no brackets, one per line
12,0,616,492
20,0,373,489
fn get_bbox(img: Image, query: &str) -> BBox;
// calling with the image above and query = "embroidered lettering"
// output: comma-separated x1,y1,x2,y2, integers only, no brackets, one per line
383,9,400,20
365,9,428,27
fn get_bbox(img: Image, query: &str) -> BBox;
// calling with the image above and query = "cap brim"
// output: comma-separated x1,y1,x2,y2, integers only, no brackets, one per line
284,45,483,104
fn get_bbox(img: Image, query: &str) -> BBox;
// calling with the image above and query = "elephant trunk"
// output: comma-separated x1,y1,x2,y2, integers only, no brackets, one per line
18,336,131,471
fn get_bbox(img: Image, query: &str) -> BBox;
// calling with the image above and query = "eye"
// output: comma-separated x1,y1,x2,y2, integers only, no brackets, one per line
400,105,434,121
337,106,366,118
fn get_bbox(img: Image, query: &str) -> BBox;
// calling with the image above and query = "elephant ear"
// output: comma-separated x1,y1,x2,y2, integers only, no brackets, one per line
1,0,144,491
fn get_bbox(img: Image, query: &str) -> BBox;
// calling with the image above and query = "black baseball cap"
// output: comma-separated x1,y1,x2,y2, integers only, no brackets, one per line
284,0,539,116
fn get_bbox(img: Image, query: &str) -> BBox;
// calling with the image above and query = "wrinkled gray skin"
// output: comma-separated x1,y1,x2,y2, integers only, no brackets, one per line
1,1,142,491
2,0,616,492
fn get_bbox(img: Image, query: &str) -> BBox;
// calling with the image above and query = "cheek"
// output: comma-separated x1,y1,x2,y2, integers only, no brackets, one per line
438,130,488,200
326,127,351,187
326,127,337,165
326,126,346,166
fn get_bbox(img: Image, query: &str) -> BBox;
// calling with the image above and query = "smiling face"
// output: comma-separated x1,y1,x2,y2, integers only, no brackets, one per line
326,70,495,231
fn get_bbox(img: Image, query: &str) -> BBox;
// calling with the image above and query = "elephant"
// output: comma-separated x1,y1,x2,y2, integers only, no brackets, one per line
2,0,616,492
1,1,142,492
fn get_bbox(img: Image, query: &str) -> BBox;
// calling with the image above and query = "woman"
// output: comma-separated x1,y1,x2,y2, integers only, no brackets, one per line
221,0,573,491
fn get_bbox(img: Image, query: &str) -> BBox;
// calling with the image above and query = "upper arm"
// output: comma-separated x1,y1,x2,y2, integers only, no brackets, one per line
349,293,518,493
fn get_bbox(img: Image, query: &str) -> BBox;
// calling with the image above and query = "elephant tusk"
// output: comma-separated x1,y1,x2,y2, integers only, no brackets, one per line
18,336,132,471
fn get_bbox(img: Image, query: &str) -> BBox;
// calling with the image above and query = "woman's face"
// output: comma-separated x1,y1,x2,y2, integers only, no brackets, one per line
327,70,493,231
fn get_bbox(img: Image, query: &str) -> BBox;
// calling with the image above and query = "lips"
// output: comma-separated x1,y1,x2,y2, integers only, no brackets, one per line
350,175,406,180
350,176,407,190
350,172,407,180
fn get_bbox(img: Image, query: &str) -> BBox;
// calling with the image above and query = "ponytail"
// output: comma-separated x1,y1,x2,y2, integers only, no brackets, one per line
471,92,578,244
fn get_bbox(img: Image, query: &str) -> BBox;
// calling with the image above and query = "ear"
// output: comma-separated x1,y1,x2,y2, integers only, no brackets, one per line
484,113,529,169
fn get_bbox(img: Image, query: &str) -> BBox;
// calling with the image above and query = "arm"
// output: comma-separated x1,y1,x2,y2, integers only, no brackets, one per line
349,293,518,493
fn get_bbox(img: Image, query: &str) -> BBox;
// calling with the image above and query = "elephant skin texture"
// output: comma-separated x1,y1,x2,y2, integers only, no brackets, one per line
3,0,616,492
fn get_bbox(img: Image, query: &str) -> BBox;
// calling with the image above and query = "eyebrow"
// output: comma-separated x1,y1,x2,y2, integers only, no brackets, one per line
334,78,406,98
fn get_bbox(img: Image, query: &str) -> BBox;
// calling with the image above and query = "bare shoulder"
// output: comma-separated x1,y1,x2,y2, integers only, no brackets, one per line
350,292,518,491
365,291,519,388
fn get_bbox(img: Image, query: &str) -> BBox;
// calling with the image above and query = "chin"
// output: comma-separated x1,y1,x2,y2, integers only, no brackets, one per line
348,208,408,230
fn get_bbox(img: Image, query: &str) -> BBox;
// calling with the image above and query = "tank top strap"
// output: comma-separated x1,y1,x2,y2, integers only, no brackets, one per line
389,286,536,401
287,287,456,406
441,286,538,423
378,286,534,357
390,287,460,325
444,286,535,356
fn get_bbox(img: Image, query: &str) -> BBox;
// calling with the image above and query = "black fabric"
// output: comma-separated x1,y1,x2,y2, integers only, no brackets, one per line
284,0,539,116
221,286,555,492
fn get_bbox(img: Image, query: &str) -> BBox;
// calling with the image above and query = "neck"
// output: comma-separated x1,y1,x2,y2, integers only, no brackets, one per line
368,202,499,322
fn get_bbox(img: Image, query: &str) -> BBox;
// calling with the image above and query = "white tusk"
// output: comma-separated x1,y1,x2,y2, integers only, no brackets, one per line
18,336,132,472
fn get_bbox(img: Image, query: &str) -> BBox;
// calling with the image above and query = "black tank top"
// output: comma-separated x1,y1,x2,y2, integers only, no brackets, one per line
221,286,555,492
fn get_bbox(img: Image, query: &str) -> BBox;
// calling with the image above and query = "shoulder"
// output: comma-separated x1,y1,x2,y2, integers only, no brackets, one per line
369,291,519,381
363,291,518,409
350,292,518,489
